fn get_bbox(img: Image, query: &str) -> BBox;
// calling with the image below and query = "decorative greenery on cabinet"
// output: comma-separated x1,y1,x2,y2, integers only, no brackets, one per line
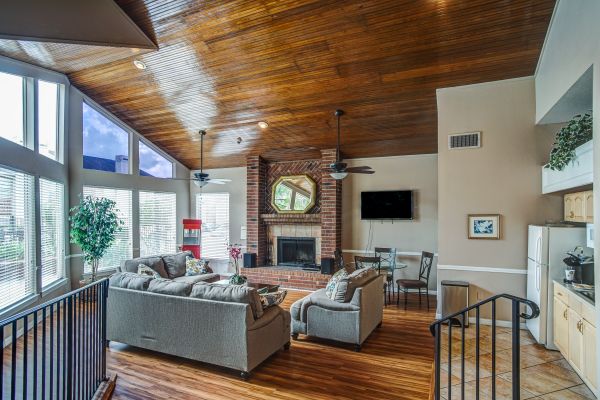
546,113,592,171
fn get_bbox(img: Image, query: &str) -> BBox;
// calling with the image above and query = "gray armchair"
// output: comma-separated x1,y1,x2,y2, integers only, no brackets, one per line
290,274,384,351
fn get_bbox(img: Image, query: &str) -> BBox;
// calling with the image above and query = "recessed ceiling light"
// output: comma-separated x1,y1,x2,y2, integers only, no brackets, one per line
133,59,147,70
257,121,269,129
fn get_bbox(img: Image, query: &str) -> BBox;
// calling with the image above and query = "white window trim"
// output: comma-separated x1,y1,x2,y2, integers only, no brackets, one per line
138,138,175,179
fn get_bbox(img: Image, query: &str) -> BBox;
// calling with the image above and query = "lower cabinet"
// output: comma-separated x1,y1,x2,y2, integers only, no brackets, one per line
553,284,597,395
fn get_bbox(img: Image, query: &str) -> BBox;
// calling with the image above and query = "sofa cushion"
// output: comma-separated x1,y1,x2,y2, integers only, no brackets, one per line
137,264,161,279
190,283,264,319
162,251,193,279
147,278,193,297
331,267,378,303
121,256,167,278
300,289,360,322
325,265,355,299
172,273,220,285
259,289,287,309
109,272,152,291
185,256,213,275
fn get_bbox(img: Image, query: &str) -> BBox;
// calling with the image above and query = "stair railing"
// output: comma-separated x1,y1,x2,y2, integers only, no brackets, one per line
1,278,109,400
429,294,539,400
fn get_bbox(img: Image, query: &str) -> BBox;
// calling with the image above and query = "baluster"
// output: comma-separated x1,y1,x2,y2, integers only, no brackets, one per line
66,296,73,400
79,292,83,400
512,300,521,400
475,307,480,400
101,280,108,380
1,325,4,398
491,300,496,400
11,321,17,400
87,287,91,398
42,307,47,400
23,317,28,399
448,322,452,399
434,323,441,400
33,312,38,400
461,312,465,400
57,300,61,399
50,303,54,398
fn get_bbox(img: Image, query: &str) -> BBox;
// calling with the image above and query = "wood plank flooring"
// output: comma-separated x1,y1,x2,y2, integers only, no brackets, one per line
108,290,437,400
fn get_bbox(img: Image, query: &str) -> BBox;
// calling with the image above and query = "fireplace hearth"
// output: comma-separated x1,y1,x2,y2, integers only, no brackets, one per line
277,237,316,267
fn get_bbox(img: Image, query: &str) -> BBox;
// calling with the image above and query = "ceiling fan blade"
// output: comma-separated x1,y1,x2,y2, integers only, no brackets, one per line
345,166,373,172
209,178,231,183
349,170,375,174
207,179,227,185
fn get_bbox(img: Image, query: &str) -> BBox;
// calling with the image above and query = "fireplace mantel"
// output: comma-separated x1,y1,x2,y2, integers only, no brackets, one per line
260,213,321,225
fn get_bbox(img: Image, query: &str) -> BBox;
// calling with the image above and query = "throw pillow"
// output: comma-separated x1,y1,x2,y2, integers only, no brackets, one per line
137,264,161,279
186,257,213,275
325,265,355,299
259,290,287,309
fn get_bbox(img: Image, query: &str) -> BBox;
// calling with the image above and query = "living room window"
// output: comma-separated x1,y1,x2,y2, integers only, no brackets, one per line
82,186,133,272
40,178,65,288
139,141,173,178
0,71,26,147
0,166,35,310
82,102,130,174
196,193,229,260
38,80,61,161
139,191,176,257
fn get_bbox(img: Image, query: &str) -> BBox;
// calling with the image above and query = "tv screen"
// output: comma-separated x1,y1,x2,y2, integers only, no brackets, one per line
361,191,413,220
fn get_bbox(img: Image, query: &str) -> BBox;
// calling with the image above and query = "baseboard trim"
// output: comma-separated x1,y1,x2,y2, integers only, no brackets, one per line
437,264,527,275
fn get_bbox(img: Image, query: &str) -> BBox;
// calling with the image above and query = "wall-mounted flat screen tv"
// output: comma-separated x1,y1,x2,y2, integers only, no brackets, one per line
360,190,413,220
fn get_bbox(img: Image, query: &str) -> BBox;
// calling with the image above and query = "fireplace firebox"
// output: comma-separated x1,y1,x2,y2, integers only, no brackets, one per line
277,237,316,267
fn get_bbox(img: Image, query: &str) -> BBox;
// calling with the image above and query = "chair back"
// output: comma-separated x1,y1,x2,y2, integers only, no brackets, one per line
355,256,381,274
374,247,396,271
419,251,434,284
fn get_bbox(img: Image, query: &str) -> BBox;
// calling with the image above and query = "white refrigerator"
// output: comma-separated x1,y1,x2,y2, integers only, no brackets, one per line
526,225,586,349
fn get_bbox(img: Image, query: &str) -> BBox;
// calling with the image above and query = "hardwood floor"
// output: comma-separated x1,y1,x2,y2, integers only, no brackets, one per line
108,290,437,400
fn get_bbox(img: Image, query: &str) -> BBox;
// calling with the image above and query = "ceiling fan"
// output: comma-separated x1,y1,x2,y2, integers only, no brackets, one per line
174,130,232,187
323,109,374,180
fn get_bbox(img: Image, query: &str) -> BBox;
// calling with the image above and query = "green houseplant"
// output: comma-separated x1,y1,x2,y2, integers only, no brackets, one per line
546,113,593,171
70,195,123,282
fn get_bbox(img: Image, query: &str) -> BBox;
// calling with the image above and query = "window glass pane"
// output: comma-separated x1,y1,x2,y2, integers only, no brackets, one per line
82,102,129,174
0,72,25,146
0,166,35,310
38,81,59,160
40,179,65,287
139,141,173,178
82,186,132,271
139,191,176,256
196,193,229,260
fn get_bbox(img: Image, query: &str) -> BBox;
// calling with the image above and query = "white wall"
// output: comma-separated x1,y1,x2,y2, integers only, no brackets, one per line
437,77,563,320
189,167,247,274
341,154,438,291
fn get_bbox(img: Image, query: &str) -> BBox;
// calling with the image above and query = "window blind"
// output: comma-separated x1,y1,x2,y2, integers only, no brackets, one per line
82,186,132,272
196,193,229,260
139,191,176,257
40,178,65,288
0,166,35,310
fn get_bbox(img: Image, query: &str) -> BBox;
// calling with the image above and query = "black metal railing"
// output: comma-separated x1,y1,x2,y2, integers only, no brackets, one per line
1,278,109,400
430,294,539,400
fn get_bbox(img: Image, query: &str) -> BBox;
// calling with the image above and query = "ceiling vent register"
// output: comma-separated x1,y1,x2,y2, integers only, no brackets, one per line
448,132,481,150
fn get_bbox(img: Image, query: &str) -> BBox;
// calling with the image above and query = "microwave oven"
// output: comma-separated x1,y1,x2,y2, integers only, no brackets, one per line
587,223,594,249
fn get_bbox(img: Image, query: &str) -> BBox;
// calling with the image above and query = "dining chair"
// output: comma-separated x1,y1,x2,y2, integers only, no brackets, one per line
396,251,434,310
334,248,345,271
374,247,397,304
354,255,389,305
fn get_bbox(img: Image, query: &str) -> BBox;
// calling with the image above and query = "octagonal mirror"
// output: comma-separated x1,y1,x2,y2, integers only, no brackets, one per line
271,175,316,213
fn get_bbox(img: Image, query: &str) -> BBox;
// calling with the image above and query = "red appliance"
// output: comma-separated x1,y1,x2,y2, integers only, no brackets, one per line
182,219,201,258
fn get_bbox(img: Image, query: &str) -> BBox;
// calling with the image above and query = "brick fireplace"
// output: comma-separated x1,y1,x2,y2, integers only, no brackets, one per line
243,149,341,290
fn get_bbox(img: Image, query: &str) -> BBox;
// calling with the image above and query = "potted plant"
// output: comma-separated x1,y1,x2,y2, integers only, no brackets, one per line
546,113,593,171
227,243,246,284
70,195,123,283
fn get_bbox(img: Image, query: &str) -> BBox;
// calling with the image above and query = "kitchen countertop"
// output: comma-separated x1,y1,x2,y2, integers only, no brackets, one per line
554,280,595,306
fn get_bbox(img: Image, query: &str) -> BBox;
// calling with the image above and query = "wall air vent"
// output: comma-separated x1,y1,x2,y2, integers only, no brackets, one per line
448,132,481,150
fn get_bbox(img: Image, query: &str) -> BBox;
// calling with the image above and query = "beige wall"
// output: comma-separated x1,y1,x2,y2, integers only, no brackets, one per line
342,154,438,291
437,77,563,317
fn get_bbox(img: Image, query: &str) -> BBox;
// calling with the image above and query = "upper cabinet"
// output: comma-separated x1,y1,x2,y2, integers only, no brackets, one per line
564,190,593,223
542,141,593,194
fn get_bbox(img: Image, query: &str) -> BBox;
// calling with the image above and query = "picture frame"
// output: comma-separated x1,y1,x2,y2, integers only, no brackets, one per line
468,214,501,240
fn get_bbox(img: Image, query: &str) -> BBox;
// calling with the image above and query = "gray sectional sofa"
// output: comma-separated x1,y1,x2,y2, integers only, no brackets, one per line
290,269,384,351
108,252,291,379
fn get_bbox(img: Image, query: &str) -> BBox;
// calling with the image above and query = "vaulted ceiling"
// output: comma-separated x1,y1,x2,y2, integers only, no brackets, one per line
0,0,556,169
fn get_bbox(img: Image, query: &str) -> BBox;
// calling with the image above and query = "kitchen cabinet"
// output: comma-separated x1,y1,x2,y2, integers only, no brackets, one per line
553,282,597,395
553,296,569,353
564,190,593,223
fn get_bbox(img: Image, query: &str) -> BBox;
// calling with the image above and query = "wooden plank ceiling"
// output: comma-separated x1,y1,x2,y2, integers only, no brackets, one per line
2,0,556,169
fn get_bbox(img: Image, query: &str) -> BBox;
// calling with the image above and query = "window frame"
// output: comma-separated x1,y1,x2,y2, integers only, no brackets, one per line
37,79,65,163
82,99,133,175
196,192,230,261
39,177,66,289
139,190,177,257
138,138,175,179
